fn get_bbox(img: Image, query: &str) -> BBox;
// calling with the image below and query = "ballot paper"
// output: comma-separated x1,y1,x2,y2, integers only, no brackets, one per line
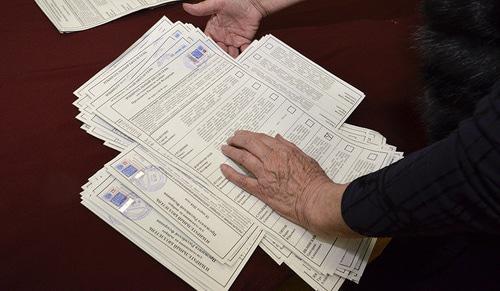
84,23,390,275
35,0,178,32
74,17,404,290
236,35,364,129
105,145,260,264
81,171,263,290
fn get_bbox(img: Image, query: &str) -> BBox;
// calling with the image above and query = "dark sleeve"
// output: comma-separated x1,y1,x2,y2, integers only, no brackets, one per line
341,81,500,237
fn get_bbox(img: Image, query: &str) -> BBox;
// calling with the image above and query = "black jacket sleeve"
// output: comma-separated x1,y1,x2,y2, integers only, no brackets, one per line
341,80,500,237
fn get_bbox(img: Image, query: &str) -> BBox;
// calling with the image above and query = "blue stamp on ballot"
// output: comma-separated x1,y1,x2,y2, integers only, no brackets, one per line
191,45,206,59
121,164,138,177
110,192,128,207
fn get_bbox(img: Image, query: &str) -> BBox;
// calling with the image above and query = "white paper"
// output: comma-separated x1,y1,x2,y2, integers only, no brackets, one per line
74,17,403,289
81,172,264,290
238,35,364,129
35,0,177,32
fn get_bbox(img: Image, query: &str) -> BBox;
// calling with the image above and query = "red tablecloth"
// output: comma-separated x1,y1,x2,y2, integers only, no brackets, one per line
0,1,424,289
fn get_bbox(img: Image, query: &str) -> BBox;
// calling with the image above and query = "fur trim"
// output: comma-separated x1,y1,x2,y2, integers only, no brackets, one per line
423,0,500,40
417,0,500,141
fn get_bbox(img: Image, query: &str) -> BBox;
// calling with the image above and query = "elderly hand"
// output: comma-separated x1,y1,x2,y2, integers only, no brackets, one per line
183,0,265,57
220,130,359,238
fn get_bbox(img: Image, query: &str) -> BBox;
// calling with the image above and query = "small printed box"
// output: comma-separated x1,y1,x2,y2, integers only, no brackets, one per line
252,82,261,90
345,145,354,153
270,93,278,101
305,119,315,128
287,106,296,114
253,54,262,60
324,133,333,141
368,153,378,161
235,71,244,78
265,43,274,49
243,64,250,69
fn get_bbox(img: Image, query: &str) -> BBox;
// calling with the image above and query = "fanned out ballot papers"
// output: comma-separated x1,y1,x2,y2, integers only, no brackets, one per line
35,0,178,32
75,17,404,290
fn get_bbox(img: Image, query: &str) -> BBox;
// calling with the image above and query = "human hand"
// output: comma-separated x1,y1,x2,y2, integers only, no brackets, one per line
220,130,359,238
183,0,266,57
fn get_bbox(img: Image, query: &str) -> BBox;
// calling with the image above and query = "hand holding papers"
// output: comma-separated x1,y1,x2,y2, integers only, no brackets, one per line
183,0,264,57
75,17,403,290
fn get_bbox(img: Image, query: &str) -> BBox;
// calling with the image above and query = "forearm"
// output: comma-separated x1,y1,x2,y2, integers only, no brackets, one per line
341,81,500,237
250,0,306,16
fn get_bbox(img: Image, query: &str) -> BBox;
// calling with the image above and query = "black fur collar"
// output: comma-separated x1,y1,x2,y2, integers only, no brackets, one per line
417,0,500,141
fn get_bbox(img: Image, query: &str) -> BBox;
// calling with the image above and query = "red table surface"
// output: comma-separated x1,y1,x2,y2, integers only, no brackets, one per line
0,1,425,290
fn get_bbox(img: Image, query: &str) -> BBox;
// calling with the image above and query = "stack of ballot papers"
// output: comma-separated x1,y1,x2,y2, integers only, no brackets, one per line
35,0,178,32
75,16,404,290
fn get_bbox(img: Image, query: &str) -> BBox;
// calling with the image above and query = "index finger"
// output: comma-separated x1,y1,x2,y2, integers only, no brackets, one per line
227,130,273,161
220,164,261,196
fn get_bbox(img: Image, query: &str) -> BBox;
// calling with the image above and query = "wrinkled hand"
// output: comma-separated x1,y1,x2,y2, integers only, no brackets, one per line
183,0,265,58
220,130,358,238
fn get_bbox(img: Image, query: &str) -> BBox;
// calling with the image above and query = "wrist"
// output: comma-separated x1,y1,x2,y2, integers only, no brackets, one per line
306,182,361,238
248,0,269,18
249,0,305,17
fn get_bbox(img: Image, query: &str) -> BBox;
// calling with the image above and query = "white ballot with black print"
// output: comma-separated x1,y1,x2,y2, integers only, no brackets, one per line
35,0,178,32
104,145,259,264
81,172,263,291
89,27,396,274
74,17,405,288
237,35,364,129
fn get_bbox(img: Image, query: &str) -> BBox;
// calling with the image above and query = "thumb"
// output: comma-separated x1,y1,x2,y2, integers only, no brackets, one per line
183,0,219,16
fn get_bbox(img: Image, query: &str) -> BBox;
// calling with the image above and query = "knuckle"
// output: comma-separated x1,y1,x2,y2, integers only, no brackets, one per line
237,151,248,165
236,129,249,137
256,132,267,139
237,175,248,188
263,149,277,163
248,138,259,149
